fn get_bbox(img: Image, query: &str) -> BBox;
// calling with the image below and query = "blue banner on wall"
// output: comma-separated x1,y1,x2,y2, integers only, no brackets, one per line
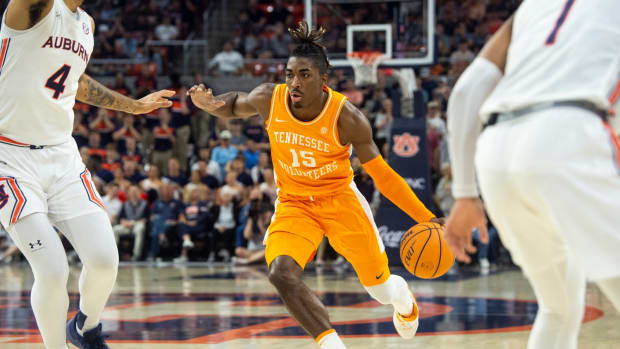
375,118,433,265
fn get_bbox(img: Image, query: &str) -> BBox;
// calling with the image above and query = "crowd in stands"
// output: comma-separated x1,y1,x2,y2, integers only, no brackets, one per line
0,0,520,270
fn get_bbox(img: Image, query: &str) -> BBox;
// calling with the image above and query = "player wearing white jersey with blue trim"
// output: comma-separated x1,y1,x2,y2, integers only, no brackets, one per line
0,1,174,348
445,1,620,348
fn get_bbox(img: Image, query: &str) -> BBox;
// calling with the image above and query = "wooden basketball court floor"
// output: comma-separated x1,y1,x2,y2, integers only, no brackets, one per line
0,263,617,348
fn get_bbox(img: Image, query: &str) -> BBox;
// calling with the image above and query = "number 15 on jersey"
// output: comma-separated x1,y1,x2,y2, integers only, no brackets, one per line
290,149,316,168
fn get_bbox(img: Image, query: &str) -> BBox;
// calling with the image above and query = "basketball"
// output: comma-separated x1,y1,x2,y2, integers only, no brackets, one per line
400,222,454,279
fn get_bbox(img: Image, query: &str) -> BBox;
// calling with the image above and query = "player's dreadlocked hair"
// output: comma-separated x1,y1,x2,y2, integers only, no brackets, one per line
288,21,331,74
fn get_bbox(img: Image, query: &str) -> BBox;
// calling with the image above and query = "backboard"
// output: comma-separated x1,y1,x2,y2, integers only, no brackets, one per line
304,0,435,68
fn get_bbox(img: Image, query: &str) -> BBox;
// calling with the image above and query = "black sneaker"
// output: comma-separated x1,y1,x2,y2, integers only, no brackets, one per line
66,311,110,349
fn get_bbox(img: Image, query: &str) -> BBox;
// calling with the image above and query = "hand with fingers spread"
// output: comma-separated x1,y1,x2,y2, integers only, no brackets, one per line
187,84,226,112
444,198,488,263
133,89,176,114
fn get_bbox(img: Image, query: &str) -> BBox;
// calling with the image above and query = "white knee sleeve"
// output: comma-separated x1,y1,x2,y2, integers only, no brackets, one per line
365,275,413,316
11,213,70,349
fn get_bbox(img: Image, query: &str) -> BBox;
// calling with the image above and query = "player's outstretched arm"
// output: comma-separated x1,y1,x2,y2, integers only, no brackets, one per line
339,101,438,224
187,83,276,120
76,73,174,114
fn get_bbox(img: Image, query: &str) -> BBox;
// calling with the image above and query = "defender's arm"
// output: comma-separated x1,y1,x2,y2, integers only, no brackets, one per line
77,74,174,114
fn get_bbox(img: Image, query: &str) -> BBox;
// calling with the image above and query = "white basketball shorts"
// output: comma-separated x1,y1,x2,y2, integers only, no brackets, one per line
475,106,620,281
0,137,104,229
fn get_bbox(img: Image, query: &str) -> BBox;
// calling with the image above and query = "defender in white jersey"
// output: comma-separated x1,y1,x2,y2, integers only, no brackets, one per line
445,1,620,348
0,1,173,348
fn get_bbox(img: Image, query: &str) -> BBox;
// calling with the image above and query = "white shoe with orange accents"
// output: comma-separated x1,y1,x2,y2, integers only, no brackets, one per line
393,293,419,339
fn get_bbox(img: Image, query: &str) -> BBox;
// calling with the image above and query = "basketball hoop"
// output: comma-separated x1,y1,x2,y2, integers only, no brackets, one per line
346,51,389,87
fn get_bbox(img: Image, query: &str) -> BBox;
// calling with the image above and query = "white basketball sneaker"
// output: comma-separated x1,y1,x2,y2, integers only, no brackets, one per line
393,293,419,339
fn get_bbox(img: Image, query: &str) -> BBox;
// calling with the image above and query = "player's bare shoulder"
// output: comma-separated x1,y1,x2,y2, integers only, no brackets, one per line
5,0,53,30
337,100,373,146
247,83,278,118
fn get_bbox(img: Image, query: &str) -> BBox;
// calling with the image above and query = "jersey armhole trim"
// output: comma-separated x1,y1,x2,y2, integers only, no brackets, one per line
332,97,349,149
265,84,279,131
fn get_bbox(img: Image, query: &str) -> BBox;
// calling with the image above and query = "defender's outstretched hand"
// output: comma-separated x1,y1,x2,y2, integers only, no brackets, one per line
187,84,226,112
133,89,175,114
444,198,488,263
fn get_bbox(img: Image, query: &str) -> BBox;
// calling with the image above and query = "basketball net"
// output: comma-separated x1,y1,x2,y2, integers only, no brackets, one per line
346,51,389,87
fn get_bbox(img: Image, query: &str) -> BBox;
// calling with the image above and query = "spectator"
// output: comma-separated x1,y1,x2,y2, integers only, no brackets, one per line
244,115,267,143
229,120,247,149
164,157,188,187
112,166,132,192
123,159,146,185
148,183,183,261
174,188,212,263
434,163,454,217
267,22,292,58
100,147,120,182
112,72,131,95
207,191,239,262
141,165,164,193
122,136,143,165
427,100,447,135
235,204,271,265
154,16,179,41
89,108,115,146
87,131,107,161
243,139,261,170
113,114,142,145
184,170,209,202
113,186,149,261
169,73,192,172
208,41,244,76
450,41,475,75
251,151,270,184
220,170,244,200
72,111,89,148
152,109,176,176
228,157,253,187
341,79,364,106
374,99,394,157
259,168,277,202
211,130,238,178
102,183,122,224
189,73,213,148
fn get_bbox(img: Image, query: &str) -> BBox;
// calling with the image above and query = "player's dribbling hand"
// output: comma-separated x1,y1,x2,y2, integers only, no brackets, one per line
187,84,226,112
133,89,175,114
444,198,488,264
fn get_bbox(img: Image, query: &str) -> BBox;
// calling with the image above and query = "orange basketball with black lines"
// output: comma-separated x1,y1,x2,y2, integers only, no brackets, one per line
399,222,454,279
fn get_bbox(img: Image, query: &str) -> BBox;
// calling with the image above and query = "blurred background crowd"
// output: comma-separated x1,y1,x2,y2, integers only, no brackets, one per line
0,0,521,271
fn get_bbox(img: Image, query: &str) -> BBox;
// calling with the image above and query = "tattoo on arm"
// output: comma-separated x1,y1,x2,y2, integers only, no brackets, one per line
77,74,137,113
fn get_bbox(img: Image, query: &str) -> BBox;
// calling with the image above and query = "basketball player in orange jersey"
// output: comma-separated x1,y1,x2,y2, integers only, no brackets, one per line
0,1,173,348
189,22,441,348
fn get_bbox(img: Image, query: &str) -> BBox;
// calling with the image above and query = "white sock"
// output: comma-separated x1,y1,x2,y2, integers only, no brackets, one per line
365,275,414,316
316,330,347,349
80,315,99,334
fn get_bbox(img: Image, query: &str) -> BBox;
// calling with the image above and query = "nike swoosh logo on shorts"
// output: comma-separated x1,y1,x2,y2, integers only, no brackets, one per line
275,118,286,122
376,272,385,279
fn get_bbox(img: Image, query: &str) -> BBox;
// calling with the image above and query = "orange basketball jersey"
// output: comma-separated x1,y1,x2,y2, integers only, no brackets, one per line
265,84,353,196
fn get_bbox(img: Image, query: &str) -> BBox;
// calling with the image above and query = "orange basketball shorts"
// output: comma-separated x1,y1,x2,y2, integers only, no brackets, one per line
265,183,390,287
